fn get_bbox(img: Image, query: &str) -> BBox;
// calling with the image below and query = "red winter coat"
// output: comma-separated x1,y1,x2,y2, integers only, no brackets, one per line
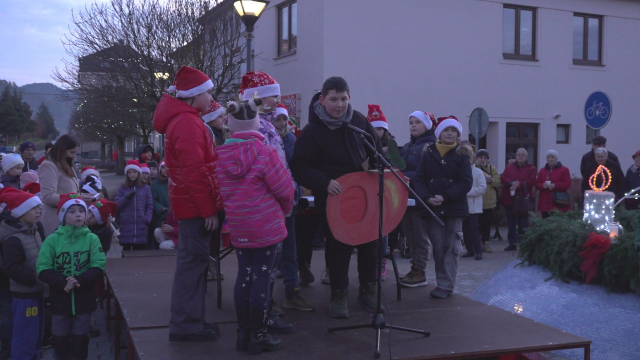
153,94,222,220
500,162,537,207
535,163,571,212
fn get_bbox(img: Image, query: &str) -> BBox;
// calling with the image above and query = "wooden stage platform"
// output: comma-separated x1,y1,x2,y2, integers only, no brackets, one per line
106,250,590,360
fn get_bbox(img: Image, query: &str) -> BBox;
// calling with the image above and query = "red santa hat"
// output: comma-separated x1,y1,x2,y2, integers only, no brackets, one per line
159,159,166,168
202,100,226,123
57,193,87,223
409,111,436,131
89,199,118,225
274,103,288,119
0,187,42,219
22,182,41,196
240,71,280,101
140,163,150,174
367,104,388,130
124,160,142,174
81,167,100,181
167,66,213,98
435,116,463,140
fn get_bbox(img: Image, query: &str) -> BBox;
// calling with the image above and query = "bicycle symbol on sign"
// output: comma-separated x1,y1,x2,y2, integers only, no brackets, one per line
586,101,609,120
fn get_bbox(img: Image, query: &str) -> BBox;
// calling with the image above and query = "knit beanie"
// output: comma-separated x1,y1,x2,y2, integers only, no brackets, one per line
476,149,490,159
546,150,559,160
19,141,35,153
408,111,436,131
226,98,262,133
20,170,39,189
434,116,463,140
1,154,24,174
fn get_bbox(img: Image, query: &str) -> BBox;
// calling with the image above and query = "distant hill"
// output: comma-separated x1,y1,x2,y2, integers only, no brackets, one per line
0,80,74,135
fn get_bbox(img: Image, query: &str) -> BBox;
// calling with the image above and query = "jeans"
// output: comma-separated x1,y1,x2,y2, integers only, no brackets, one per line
462,214,482,254
280,209,299,291
401,210,432,272
506,206,529,245
425,217,463,291
0,289,12,360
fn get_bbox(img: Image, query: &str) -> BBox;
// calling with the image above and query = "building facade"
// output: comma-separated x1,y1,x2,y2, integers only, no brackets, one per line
249,0,640,178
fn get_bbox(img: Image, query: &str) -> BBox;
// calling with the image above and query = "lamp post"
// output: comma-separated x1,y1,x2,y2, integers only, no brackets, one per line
233,0,269,72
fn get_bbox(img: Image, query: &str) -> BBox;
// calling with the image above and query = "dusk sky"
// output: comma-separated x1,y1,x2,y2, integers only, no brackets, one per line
0,0,107,86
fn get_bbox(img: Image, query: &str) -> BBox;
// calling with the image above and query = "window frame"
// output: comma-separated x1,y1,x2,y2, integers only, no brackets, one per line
556,124,571,144
573,13,603,66
277,0,297,57
505,122,539,167
502,4,537,61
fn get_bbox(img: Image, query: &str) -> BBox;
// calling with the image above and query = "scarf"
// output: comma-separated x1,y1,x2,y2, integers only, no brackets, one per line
435,141,457,158
313,100,353,130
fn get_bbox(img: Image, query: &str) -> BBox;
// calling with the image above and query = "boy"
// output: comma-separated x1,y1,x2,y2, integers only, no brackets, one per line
290,77,384,318
36,193,106,359
86,199,117,255
0,188,46,359
147,161,158,184
413,117,473,298
1,154,24,190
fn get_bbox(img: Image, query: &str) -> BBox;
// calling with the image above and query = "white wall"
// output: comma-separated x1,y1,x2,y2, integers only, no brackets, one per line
252,0,640,177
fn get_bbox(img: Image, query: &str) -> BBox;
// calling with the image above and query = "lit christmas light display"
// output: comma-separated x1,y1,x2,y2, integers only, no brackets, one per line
583,165,615,232
588,165,612,192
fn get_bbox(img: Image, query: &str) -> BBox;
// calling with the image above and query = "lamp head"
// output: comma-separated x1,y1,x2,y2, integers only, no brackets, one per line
233,0,269,31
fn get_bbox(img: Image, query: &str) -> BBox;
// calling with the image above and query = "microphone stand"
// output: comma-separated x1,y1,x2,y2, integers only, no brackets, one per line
327,126,443,358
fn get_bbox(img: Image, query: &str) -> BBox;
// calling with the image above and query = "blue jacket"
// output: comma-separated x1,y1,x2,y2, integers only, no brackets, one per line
399,130,437,184
114,184,153,245
282,132,296,164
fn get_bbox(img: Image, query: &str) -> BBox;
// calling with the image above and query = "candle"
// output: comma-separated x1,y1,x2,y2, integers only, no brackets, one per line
609,222,619,243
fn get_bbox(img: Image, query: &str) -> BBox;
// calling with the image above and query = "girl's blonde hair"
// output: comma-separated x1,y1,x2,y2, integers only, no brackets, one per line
458,144,476,164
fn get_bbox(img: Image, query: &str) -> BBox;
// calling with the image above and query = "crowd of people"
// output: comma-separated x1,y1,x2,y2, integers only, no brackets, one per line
0,66,638,359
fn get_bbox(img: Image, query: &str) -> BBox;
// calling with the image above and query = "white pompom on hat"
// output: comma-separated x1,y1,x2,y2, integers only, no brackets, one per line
167,66,213,98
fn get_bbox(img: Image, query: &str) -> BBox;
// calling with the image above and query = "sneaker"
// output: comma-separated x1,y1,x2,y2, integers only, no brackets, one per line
208,268,224,281
357,282,384,313
329,289,349,319
284,288,314,311
269,300,285,317
298,263,315,286
430,287,453,299
321,269,330,284
482,243,493,253
400,269,428,288
504,244,517,251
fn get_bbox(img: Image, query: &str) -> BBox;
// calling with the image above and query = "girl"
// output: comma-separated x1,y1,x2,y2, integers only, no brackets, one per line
413,116,473,298
151,160,170,227
461,145,486,260
216,98,294,354
202,99,228,147
114,160,153,251
1,154,24,189
399,111,437,287
140,164,151,185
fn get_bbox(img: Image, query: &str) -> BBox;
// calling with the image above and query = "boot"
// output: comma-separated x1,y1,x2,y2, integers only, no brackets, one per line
69,334,90,360
51,335,70,360
248,308,282,355
266,299,293,334
284,287,314,311
298,262,315,286
236,308,250,352
329,289,349,319
358,282,385,313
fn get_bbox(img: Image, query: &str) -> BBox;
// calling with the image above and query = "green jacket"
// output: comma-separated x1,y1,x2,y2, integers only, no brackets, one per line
36,225,106,316
151,178,170,222
476,163,500,209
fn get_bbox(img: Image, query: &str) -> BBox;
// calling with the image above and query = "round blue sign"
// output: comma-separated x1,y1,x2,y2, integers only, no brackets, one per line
584,91,612,130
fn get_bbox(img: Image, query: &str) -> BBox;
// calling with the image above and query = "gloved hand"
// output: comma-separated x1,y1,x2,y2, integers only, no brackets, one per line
125,190,136,200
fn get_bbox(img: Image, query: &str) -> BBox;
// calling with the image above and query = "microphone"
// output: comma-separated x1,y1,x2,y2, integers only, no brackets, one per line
343,123,374,140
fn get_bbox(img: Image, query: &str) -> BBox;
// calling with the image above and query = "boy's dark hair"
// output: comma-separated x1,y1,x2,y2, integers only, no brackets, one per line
321,77,350,97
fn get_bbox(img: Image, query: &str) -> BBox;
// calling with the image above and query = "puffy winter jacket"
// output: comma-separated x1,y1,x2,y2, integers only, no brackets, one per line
258,111,287,166
0,219,47,298
281,132,297,165
476,163,500,209
413,143,473,218
150,178,170,223
500,162,537,207
37,225,106,315
467,166,487,214
216,131,295,249
399,130,437,185
114,184,153,245
0,174,20,189
535,163,572,212
152,94,222,220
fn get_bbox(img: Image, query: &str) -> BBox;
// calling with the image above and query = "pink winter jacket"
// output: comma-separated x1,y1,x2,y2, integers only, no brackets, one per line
216,131,295,248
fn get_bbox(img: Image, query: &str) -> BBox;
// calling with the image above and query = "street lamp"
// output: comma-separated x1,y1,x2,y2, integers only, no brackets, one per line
233,0,269,72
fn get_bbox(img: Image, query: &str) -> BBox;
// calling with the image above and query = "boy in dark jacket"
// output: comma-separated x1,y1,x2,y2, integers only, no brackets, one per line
0,188,46,359
290,77,384,318
413,117,473,299
86,199,118,254
36,194,106,360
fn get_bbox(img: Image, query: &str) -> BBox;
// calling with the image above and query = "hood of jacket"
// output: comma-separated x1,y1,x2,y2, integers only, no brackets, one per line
217,131,265,180
153,94,201,135
51,224,92,243
410,129,437,146
0,217,32,239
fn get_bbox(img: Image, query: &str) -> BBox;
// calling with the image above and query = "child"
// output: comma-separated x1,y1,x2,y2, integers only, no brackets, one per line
367,104,394,151
217,98,294,354
147,161,158,184
0,188,46,360
36,193,106,360
114,160,153,251
413,116,473,298
153,209,179,250
460,145,486,260
290,76,384,318
202,99,227,147
86,199,117,255
140,164,151,185
20,170,39,190
80,167,109,200
151,160,169,225
1,154,24,189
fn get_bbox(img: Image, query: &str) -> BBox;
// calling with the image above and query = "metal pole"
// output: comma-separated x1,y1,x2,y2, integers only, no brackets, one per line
246,31,253,72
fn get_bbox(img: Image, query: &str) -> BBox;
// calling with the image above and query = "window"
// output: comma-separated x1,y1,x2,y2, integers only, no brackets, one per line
278,1,297,56
573,14,602,65
586,126,601,144
556,124,570,144
502,5,536,61
506,123,538,166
